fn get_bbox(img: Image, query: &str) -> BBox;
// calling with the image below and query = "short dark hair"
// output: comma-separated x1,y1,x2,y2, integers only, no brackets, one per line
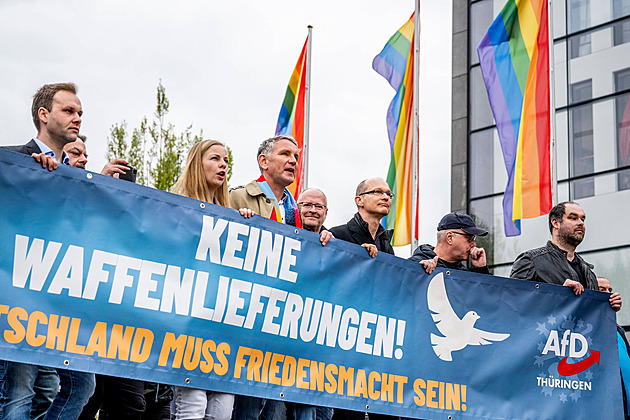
78,134,87,143
548,201,578,234
31,83,78,131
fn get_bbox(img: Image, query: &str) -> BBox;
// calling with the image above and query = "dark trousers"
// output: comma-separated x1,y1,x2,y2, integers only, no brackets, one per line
78,375,172,420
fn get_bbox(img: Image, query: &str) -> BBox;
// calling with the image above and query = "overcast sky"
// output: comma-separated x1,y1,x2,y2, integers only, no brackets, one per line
0,0,452,256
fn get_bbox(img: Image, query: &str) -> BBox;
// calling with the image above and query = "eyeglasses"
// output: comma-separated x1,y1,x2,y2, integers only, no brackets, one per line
358,189,395,199
450,231,475,243
298,203,327,211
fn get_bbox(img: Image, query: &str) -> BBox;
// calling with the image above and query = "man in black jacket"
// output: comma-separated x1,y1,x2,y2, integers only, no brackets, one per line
329,179,394,420
410,212,490,274
510,202,619,306
2,82,82,163
510,202,621,311
330,178,394,257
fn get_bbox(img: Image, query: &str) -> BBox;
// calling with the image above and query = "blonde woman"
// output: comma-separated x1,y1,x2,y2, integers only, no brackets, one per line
171,139,252,420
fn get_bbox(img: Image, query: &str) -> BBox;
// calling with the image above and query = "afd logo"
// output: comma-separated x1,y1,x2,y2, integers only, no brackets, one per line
542,329,600,376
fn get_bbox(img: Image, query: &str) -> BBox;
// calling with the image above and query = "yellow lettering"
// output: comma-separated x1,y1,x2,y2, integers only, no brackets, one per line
5,306,27,344
214,342,230,376
130,328,153,362
158,332,186,367
107,325,135,360
233,346,251,379
282,356,296,387
183,336,203,371
354,369,368,398
85,322,108,357
46,314,69,350
446,383,460,410
66,318,86,354
324,363,338,394
199,339,216,374
338,366,354,396
310,361,326,392
269,353,284,385
426,380,438,408
296,358,309,390
25,311,47,347
413,378,426,407
368,371,381,400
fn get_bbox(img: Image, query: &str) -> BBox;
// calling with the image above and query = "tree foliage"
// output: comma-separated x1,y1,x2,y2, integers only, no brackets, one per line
105,81,203,191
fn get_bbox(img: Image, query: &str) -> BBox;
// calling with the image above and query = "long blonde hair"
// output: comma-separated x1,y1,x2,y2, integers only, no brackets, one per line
171,139,230,207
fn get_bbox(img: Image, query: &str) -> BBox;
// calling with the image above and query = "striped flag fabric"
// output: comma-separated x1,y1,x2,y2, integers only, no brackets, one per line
275,35,308,198
477,0,552,236
373,13,418,246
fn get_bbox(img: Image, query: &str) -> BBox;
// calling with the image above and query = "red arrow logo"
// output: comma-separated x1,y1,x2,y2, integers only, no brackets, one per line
557,350,600,376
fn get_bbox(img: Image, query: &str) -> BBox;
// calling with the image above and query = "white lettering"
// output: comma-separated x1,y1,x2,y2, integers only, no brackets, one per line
48,245,84,297
12,235,61,290
83,250,117,299
195,216,228,263
134,260,166,310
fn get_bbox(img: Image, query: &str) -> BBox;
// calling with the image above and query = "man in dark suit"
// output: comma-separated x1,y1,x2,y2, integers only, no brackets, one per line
2,82,82,164
330,177,395,258
0,82,95,420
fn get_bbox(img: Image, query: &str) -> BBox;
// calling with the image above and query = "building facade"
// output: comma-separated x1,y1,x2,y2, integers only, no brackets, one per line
452,0,630,325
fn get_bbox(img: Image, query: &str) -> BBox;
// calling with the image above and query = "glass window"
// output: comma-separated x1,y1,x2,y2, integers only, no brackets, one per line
579,247,630,326
615,69,630,189
614,20,630,46
469,129,494,198
469,197,495,267
470,66,495,130
568,0,590,33
613,0,630,19
570,34,592,58
470,0,494,66
570,81,594,198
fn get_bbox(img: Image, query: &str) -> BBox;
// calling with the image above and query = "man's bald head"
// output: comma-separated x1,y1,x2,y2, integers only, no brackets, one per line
597,277,613,293
297,188,328,233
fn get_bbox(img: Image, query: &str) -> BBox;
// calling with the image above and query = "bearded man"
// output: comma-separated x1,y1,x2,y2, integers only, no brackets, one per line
510,202,621,311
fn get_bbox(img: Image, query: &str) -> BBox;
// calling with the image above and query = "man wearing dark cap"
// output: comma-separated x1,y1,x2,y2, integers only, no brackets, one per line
409,212,490,274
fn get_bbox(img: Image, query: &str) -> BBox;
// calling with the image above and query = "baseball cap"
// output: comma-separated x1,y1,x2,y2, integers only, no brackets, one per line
437,212,488,236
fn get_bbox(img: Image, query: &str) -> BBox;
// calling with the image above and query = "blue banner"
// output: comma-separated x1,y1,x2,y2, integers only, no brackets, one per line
0,149,623,419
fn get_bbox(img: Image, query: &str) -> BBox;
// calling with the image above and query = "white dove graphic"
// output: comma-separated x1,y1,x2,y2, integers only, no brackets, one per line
427,273,509,361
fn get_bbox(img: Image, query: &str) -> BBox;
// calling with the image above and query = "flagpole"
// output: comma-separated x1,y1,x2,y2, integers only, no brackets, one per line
411,1,421,250
548,0,557,205
303,25,313,190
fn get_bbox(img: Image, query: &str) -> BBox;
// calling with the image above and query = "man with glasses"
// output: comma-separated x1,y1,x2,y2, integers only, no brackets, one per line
297,188,329,234
288,190,335,420
330,178,394,258
410,212,490,274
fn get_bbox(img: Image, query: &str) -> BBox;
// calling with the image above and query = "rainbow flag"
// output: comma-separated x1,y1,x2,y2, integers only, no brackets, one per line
373,13,418,246
477,0,551,236
275,35,309,198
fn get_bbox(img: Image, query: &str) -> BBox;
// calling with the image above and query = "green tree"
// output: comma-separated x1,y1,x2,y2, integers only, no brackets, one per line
105,81,202,191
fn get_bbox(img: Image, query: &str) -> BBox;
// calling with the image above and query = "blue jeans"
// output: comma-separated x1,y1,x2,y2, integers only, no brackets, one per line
43,369,95,420
173,387,233,420
0,362,59,420
315,406,333,420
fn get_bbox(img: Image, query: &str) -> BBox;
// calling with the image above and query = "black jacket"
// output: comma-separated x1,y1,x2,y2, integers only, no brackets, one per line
1,139,42,156
330,212,394,255
409,244,490,274
510,240,598,290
